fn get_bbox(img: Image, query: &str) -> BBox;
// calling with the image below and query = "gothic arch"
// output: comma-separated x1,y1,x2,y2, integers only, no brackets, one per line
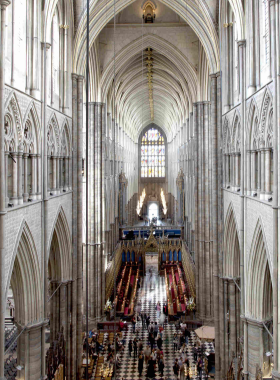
223,204,240,277
4,93,23,148
60,120,72,156
246,97,259,150
47,113,60,155
247,219,272,320
7,221,41,325
23,101,41,151
48,207,72,281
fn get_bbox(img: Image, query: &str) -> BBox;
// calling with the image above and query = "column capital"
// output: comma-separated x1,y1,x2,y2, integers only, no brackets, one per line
237,39,246,47
29,153,37,158
77,75,84,82
0,0,11,9
41,42,51,50
71,73,78,80
209,72,218,79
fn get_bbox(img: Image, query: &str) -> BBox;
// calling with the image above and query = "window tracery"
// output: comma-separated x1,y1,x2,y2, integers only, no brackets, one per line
141,128,165,178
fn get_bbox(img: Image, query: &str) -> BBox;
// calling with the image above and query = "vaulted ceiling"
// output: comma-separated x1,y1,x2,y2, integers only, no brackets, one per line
72,0,219,141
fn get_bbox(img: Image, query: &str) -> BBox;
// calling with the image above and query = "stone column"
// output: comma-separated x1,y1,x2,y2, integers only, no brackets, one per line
224,279,229,373
248,0,256,96
235,153,240,187
251,150,256,191
64,157,69,191
260,148,266,199
76,75,84,376
5,151,8,205
59,157,63,192
243,318,248,380
17,149,23,204
36,154,41,199
71,73,78,380
47,155,51,193
30,153,36,200
11,151,18,205
229,280,237,358
0,3,10,378
23,153,29,201
52,156,57,193
56,155,60,193
257,150,261,191
230,153,233,186
203,101,211,319
265,148,271,194
247,151,251,194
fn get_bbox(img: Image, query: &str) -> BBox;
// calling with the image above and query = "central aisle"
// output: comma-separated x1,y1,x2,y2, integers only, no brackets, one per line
116,262,203,380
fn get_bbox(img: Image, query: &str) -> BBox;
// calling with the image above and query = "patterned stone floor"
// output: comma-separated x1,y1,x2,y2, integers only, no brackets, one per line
115,263,214,380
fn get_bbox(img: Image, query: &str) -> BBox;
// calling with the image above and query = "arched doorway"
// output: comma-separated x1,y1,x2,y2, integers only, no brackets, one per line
247,221,273,378
47,209,72,379
5,222,42,380
148,202,159,220
223,206,241,372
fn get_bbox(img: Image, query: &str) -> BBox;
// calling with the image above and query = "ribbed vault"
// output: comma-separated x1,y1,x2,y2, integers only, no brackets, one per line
101,34,197,140
73,0,219,74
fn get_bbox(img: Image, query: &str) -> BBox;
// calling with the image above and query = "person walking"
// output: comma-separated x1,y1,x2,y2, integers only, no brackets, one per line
144,345,151,365
173,359,180,379
128,339,133,357
133,338,138,359
157,335,163,350
159,355,165,377
197,356,203,380
156,301,161,319
173,333,178,352
193,346,198,361
131,315,136,333
146,315,150,331
138,352,144,376
154,322,158,339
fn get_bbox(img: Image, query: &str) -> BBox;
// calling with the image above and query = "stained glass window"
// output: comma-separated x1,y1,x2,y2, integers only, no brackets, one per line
141,128,165,178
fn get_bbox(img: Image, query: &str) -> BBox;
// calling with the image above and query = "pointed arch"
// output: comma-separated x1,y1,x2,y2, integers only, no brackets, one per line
247,219,272,320
259,88,272,148
246,97,259,150
223,203,240,277
47,112,60,155
4,92,23,148
231,110,241,152
23,101,41,152
6,221,41,325
48,207,72,281
60,119,72,156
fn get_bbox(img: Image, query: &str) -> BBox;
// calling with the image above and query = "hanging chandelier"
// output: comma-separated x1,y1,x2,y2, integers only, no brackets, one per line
160,188,167,215
136,188,146,215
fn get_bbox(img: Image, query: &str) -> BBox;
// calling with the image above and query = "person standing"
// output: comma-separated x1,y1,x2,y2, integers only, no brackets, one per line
138,352,144,376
